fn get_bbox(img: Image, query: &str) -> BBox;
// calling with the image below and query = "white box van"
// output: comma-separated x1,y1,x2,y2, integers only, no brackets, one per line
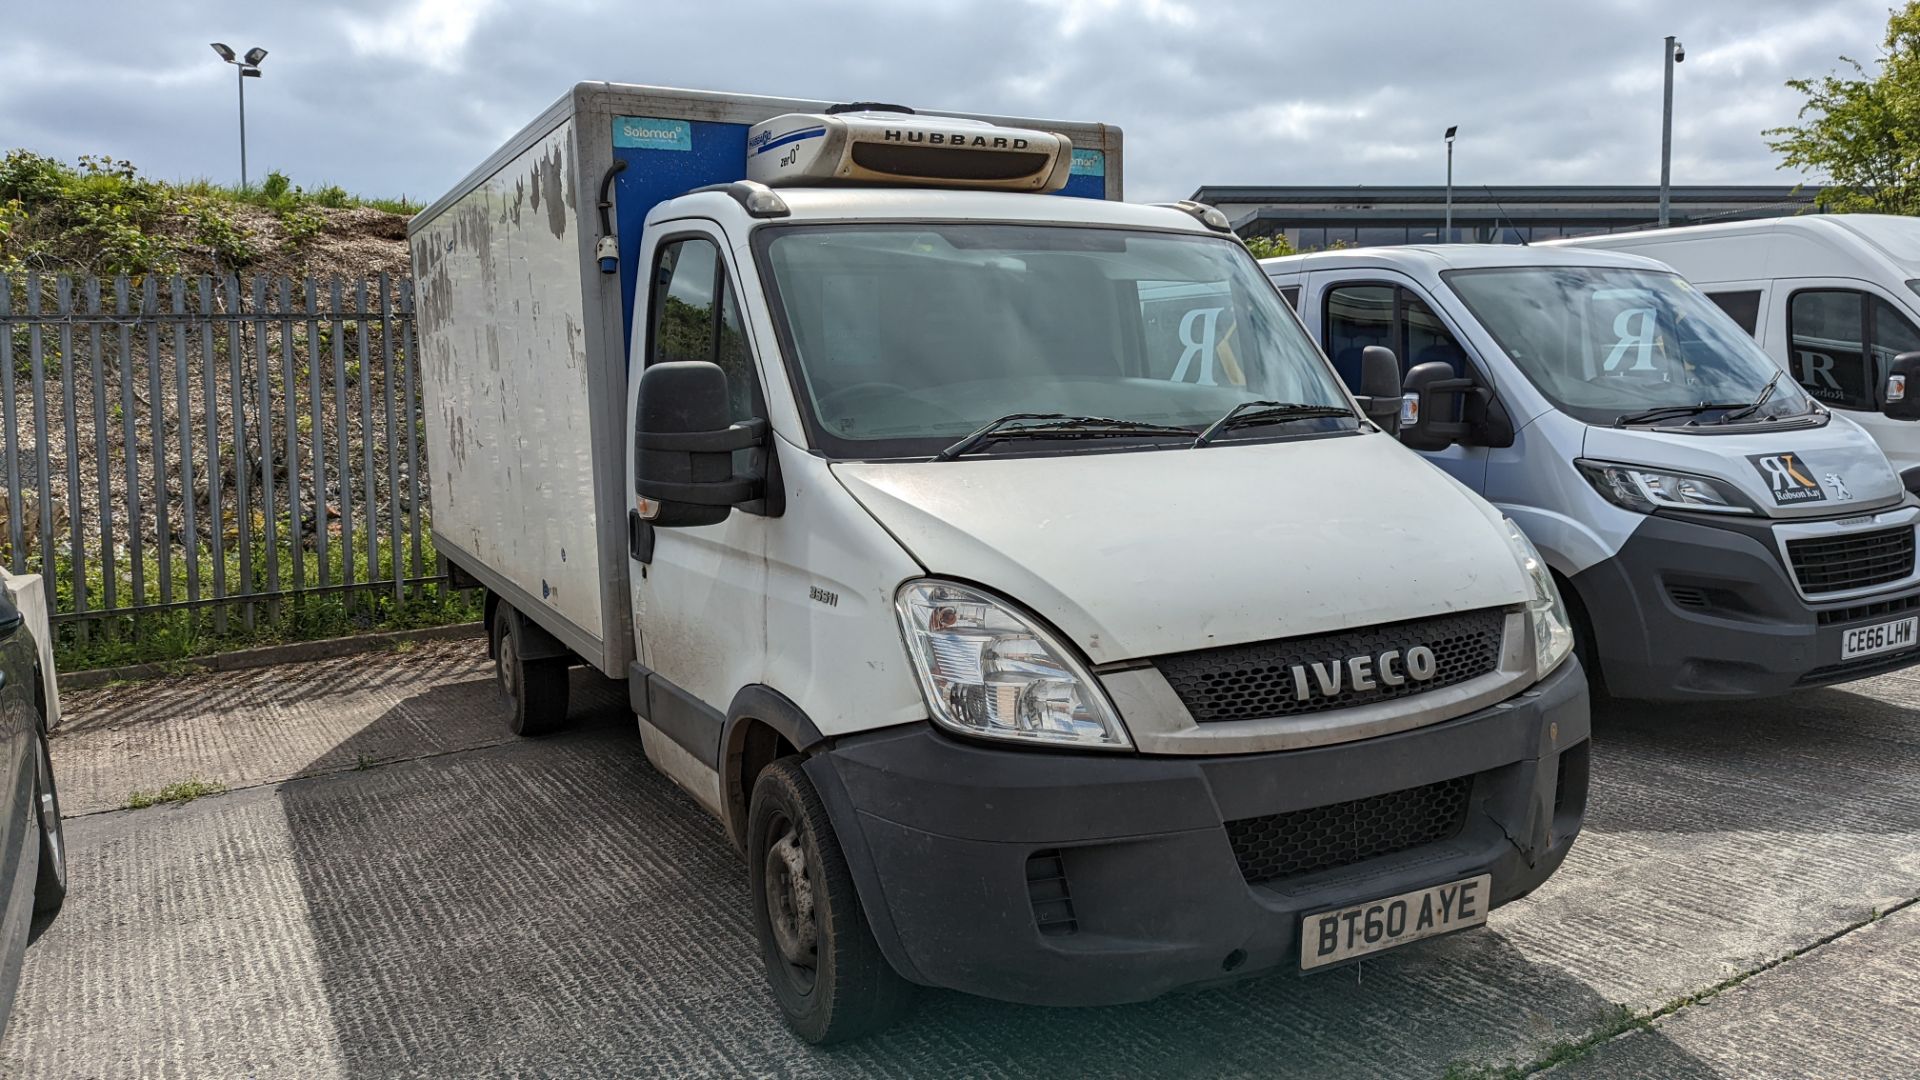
1551,216,1920,482
1266,244,1920,703
413,84,1589,1042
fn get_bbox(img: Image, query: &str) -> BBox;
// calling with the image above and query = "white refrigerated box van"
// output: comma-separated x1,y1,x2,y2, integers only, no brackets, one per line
1551,215,1920,483
1266,244,1920,702
412,83,1589,1042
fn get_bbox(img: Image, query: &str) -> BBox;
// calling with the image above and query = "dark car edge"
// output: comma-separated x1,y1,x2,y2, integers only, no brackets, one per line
0,571,66,1038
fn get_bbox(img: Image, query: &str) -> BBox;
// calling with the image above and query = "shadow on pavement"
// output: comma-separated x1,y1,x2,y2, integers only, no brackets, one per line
1585,680,1920,836
276,670,1719,1079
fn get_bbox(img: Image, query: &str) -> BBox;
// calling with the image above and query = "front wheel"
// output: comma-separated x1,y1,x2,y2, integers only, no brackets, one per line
33,725,66,915
492,606,570,736
748,757,913,1044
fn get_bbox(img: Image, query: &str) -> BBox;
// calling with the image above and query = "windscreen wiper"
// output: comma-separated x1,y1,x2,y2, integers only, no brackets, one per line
1717,370,1784,425
933,413,1197,461
1612,401,1747,427
1192,400,1354,447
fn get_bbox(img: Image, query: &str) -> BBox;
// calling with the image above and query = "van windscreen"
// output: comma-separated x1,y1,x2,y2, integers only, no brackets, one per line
757,224,1353,459
1444,265,1817,427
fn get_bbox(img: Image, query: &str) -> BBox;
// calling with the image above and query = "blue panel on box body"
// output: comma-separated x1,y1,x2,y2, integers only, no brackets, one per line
612,118,751,360
610,121,1111,363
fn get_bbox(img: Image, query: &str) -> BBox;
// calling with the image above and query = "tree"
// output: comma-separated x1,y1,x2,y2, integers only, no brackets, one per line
1767,2,1920,215
1240,233,1294,259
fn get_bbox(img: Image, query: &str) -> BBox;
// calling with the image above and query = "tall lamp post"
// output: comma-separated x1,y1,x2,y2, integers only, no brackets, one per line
1444,125,1458,239
1659,36,1684,227
210,43,268,190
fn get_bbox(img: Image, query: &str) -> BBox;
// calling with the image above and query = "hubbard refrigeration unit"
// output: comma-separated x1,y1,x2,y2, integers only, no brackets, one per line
412,83,1587,1043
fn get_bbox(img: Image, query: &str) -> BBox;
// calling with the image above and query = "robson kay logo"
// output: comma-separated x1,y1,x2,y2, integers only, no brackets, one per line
1748,451,1827,505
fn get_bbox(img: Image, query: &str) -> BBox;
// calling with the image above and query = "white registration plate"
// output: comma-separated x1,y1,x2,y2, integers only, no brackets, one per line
1300,874,1492,971
1841,616,1919,661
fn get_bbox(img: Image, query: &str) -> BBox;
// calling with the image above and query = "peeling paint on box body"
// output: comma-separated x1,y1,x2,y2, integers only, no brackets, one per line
411,119,601,639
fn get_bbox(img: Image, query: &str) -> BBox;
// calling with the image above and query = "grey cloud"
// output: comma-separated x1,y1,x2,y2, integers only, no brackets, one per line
1,0,1893,203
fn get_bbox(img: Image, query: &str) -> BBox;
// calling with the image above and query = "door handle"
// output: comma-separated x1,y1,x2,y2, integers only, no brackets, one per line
629,509,655,565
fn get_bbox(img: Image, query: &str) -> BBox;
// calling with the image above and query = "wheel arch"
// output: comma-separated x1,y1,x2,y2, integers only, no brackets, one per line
720,685,827,849
1550,566,1605,695
484,592,502,659
486,594,572,662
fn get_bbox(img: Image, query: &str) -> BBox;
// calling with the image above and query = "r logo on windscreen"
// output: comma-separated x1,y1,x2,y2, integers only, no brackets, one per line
1748,452,1826,505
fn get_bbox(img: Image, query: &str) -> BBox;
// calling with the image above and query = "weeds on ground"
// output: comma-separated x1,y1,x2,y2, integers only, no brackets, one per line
125,776,228,810
30,528,483,671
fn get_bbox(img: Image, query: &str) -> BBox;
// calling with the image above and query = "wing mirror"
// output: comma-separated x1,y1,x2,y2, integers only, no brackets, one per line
1356,345,1404,434
1399,361,1478,452
632,361,765,528
1884,352,1920,421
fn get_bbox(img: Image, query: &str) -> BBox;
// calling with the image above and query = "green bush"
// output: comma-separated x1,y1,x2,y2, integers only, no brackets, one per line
279,206,325,248
190,199,258,267
259,170,292,205
0,150,415,278
35,526,482,671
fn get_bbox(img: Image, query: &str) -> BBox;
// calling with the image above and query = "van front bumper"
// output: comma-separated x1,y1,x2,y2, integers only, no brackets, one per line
803,659,1588,1007
1570,509,1920,700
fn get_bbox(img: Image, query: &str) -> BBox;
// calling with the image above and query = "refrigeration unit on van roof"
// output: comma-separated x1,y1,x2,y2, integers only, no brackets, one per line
745,110,1075,192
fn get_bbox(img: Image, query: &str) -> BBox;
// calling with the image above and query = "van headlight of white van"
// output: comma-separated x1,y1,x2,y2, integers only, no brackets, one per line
895,580,1132,750
1502,519,1575,679
1575,460,1751,515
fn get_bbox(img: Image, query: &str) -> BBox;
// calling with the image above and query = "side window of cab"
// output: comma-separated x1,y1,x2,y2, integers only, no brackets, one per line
1785,289,1920,411
649,236,763,470
1321,282,1472,386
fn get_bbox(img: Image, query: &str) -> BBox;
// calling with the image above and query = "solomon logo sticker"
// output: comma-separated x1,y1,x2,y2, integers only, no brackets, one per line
1748,451,1826,505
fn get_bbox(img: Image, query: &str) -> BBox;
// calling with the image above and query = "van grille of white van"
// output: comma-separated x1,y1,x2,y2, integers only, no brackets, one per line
1153,609,1506,723
1785,525,1916,595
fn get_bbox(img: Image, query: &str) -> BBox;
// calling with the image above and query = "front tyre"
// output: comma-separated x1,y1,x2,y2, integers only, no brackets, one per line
491,606,570,737
33,725,66,916
748,757,913,1044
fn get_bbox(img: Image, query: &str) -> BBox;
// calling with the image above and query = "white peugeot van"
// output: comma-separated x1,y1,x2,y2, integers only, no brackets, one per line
414,84,1590,1042
1267,244,1920,702
1552,215,1920,483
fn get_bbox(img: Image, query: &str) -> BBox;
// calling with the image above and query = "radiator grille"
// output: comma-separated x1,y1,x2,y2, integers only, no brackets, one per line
1787,526,1916,595
1154,609,1506,723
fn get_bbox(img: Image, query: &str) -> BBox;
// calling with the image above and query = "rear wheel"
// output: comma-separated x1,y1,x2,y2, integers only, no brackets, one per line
32,725,65,915
492,606,570,736
748,757,913,1044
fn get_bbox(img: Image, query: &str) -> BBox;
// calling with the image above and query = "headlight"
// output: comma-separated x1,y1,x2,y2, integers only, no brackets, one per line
1576,460,1750,515
895,580,1131,750
1502,518,1575,680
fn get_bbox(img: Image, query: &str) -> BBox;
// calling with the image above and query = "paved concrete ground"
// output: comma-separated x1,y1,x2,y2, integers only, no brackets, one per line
4,640,1920,1077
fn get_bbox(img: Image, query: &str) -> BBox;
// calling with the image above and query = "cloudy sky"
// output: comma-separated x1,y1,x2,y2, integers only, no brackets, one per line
2,0,1895,204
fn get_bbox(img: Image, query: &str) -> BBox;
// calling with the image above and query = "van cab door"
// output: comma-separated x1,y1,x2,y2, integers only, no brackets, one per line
1770,278,1920,477
1306,270,1493,491
626,218,770,800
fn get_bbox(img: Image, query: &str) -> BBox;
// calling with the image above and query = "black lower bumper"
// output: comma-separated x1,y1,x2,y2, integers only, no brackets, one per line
1570,511,1920,701
804,660,1589,1006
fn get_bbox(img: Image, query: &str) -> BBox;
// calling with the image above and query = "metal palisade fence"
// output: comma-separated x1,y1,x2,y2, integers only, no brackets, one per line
0,271,447,657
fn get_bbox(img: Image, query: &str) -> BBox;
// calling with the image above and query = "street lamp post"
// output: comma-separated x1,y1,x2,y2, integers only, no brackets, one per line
1660,35,1684,228
210,44,268,190
1444,125,1458,240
